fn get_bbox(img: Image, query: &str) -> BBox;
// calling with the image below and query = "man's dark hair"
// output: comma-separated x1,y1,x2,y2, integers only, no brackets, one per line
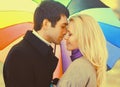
33,1,69,31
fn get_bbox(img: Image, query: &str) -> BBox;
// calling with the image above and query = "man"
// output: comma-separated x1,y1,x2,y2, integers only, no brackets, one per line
3,1,69,87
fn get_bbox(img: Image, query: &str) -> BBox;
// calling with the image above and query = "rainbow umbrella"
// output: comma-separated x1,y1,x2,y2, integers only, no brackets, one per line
0,0,120,80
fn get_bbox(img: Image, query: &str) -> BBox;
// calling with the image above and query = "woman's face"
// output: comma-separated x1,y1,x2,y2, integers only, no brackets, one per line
65,21,78,51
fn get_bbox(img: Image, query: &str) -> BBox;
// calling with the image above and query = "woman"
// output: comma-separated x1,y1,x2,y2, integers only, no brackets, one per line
57,14,108,87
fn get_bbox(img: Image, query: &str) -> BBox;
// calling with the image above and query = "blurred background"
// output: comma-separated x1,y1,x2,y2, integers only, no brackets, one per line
0,0,120,87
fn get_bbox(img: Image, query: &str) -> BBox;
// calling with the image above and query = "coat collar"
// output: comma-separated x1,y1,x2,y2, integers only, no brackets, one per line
23,30,53,56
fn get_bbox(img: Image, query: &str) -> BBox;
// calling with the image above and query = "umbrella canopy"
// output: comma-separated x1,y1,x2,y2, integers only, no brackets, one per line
0,0,120,77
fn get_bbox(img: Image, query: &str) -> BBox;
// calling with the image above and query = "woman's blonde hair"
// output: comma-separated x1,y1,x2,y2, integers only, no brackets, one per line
69,14,108,87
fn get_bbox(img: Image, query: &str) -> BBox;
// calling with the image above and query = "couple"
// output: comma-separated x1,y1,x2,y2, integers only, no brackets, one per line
3,1,108,87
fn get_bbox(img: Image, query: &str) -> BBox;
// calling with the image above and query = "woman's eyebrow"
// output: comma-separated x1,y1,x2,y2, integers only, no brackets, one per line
62,23,68,26
66,29,70,32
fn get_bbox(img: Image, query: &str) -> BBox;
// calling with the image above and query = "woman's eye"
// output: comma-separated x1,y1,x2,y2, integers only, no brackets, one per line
68,33,72,36
61,26,66,29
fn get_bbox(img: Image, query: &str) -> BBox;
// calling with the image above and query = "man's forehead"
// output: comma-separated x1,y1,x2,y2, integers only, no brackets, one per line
56,15,68,25
58,20,68,26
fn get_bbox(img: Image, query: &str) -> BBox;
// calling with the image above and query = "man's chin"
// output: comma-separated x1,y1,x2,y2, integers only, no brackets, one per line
55,42,60,45
54,40,62,45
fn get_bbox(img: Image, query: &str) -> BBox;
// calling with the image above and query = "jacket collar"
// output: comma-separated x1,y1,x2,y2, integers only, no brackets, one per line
24,30,53,56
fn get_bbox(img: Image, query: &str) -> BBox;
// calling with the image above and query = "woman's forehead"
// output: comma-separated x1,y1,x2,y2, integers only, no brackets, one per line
68,22,75,33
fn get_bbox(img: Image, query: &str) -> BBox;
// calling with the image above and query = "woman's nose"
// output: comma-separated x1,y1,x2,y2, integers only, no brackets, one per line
63,28,67,35
64,33,69,40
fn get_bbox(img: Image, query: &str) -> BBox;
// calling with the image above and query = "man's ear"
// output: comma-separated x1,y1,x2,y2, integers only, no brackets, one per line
42,19,51,28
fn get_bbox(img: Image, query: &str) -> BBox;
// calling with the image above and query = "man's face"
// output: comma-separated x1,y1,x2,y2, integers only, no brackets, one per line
48,15,68,44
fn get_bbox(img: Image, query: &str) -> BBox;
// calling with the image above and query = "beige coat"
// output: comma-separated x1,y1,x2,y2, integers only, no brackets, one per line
57,57,97,87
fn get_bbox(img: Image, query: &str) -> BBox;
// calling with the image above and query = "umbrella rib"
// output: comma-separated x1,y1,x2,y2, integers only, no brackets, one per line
66,0,72,8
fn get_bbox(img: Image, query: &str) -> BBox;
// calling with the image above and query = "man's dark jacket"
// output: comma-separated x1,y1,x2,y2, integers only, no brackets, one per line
3,31,58,87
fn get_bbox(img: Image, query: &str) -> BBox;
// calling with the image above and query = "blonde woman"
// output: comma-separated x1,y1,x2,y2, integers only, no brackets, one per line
57,14,108,87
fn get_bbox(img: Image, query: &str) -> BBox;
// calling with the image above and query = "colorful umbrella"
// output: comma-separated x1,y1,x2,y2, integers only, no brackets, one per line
0,0,120,80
